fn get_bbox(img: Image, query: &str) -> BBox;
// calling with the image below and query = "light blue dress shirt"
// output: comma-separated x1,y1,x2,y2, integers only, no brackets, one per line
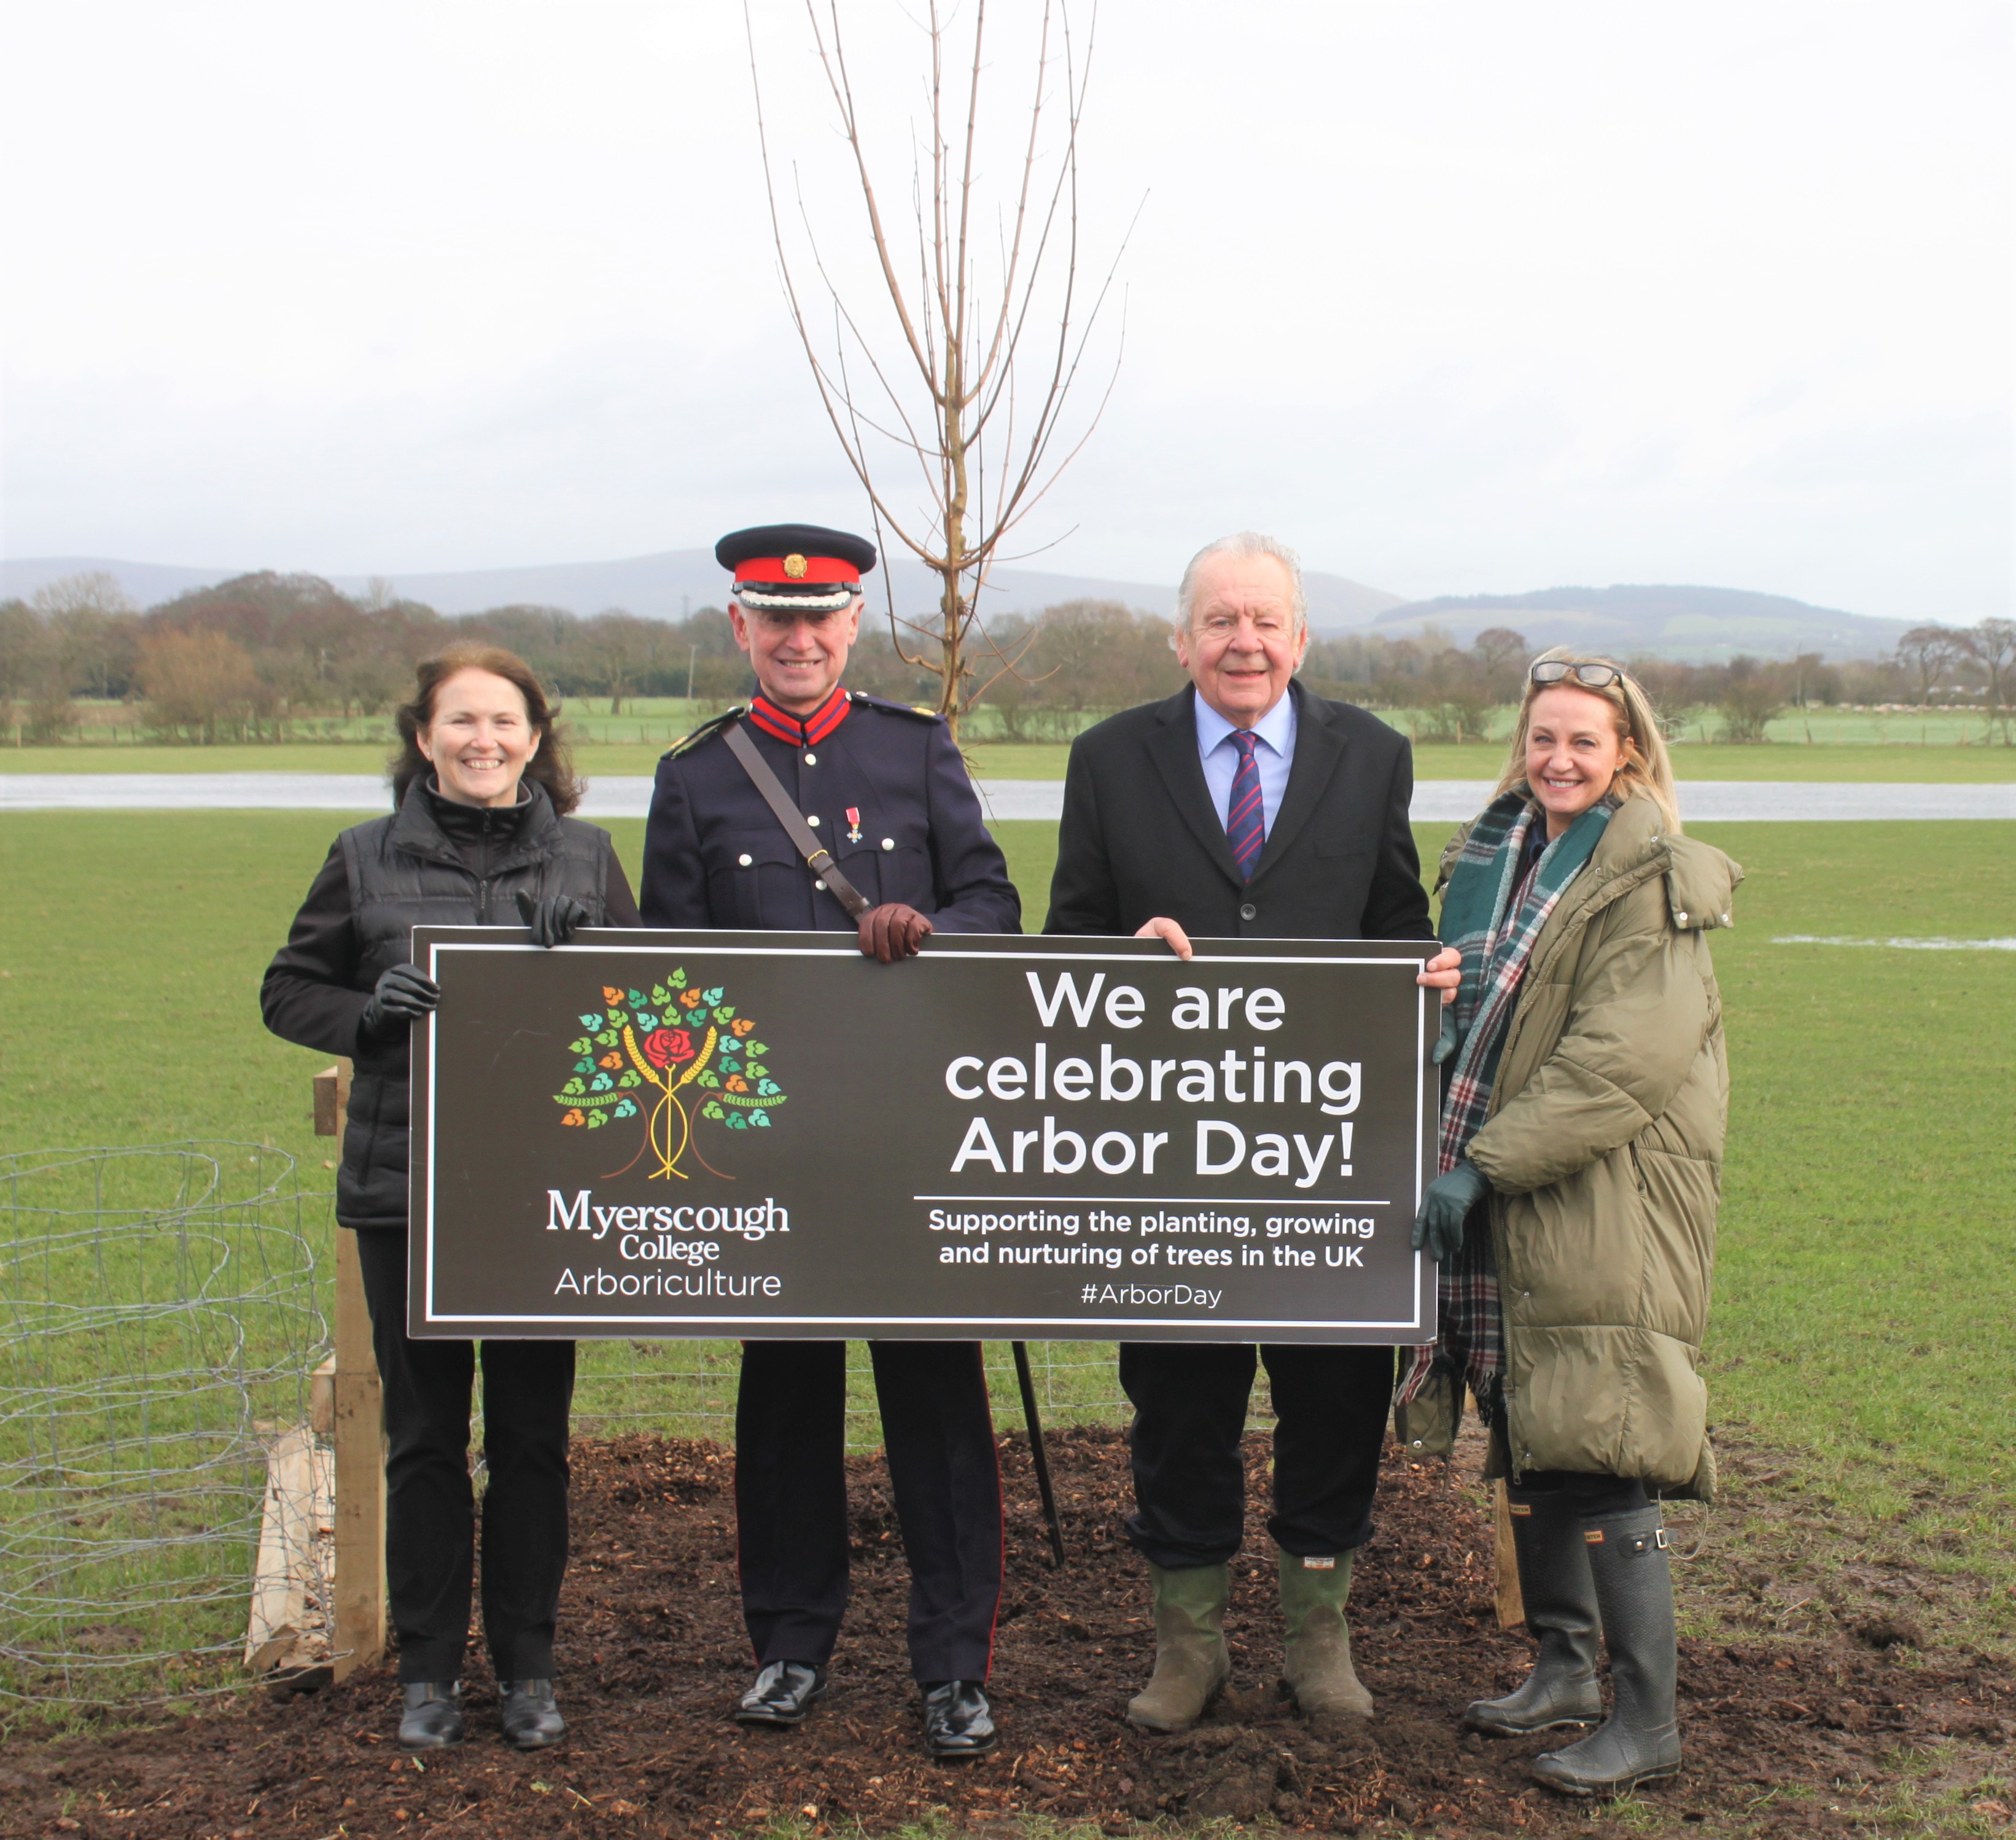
1194,688,1298,842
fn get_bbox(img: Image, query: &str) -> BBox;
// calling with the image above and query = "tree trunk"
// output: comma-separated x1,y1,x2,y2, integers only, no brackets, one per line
938,344,969,741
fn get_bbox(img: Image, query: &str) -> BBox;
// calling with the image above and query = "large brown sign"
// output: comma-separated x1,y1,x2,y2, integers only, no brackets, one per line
408,928,1439,1343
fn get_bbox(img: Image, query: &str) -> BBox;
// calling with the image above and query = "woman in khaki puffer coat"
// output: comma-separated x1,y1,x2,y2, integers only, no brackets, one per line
1401,652,1740,1800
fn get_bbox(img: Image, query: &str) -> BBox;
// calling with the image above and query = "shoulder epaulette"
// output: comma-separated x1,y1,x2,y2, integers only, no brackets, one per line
847,691,944,724
662,705,746,760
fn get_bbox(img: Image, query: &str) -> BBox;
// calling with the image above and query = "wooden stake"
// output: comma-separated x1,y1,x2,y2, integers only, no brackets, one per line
246,1424,336,1689
331,1225,386,1680
1492,1477,1526,1629
311,1061,351,1137
315,1058,386,1681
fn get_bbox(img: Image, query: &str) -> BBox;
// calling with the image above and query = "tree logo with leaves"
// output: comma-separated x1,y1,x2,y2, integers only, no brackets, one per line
554,968,785,1179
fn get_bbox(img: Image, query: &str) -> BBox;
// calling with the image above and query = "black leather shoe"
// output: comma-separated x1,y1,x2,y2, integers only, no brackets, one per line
399,1681,464,1749
734,1661,827,1727
499,1679,566,1750
922,1680,997,1758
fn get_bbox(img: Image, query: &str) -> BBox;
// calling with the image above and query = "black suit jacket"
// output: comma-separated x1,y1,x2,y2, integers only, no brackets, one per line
1044,680,1433,942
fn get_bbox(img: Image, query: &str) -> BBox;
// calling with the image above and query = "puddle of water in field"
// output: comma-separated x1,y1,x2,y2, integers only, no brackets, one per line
1773,934,2016,951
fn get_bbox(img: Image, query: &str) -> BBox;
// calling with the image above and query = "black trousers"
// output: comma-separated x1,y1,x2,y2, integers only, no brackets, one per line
1508,1470,1648,1516
1118,1340,1395,1569
734,1340,1003,1685
1487,1402,1649,1518
354,1229,577,1683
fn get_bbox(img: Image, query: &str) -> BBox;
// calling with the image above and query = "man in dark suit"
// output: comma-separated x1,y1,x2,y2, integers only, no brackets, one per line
1048,530,1458,1733
643,524,1019,1758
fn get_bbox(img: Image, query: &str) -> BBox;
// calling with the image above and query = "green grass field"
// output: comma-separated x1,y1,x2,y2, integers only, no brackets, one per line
7,723,2014,784
2,807,2012,1683
34,694,2014,753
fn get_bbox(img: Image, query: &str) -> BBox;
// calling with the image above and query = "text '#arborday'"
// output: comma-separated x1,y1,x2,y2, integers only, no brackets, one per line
1076,1281,1223,1310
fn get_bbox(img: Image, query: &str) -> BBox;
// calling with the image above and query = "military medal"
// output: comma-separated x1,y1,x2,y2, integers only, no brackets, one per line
846,807,863,844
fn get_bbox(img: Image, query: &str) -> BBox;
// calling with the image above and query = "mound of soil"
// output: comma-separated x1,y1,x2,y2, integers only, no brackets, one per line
4,1427,2008,1838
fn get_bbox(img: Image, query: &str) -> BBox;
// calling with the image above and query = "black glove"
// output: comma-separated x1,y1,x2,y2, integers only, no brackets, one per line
858,902,934,964
515,890,591,949
1409,1158,1490,1264
360,963,440,1038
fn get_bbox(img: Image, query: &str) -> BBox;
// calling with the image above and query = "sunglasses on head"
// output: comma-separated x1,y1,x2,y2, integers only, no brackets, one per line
1531,659,1624,689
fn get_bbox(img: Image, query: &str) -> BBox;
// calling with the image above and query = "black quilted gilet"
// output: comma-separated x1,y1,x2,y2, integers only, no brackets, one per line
335,781,614,1229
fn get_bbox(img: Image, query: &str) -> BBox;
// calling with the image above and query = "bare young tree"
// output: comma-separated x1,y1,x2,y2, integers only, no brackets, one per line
748,1,1131,742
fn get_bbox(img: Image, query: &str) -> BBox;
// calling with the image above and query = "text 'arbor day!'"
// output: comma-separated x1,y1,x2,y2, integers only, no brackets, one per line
941,971,1366,1188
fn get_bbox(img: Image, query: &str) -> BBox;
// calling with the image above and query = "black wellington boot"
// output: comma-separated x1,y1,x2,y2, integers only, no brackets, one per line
1531,1507,1682,1798
1464,1491,1601,1735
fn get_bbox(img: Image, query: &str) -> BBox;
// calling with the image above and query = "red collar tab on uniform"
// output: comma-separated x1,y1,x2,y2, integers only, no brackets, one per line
731,554,862,588
745,687,852,747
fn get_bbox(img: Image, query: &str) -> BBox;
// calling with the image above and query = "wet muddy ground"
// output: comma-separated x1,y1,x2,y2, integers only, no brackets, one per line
4,1427,2009,1838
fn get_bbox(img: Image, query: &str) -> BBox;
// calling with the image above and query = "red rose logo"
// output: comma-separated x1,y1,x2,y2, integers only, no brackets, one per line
641,1027,694,1070
555,966,788,1178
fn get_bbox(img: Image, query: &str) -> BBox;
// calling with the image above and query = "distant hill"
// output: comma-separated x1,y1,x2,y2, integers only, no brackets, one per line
1,556,236,608
1,550,1401,627
1366,584,1908,663
3,555,1902,660
1299,571,1409,625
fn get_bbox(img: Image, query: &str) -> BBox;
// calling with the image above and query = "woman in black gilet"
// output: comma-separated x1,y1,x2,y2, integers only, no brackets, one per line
263,645,640,1750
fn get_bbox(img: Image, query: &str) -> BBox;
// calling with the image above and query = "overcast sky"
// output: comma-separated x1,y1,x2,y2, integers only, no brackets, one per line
2,1,2008,619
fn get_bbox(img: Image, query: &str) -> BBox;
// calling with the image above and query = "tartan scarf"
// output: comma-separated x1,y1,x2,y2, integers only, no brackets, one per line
1396,788,1617,1413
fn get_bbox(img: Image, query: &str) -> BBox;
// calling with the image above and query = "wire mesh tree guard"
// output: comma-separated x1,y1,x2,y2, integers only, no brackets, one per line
0,1123,1264,1711
0,1144,325,1707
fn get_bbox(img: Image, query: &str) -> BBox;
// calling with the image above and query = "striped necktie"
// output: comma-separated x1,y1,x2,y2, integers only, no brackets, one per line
1226,731,1264,880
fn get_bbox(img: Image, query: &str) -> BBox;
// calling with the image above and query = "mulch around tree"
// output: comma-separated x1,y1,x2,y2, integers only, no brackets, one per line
4,1426,2009,1839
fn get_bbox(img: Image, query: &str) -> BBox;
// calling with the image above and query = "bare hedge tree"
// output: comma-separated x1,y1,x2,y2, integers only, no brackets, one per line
138,630,264,744
1972,617,2014,742
1716,659,1787,743
1894,623,1974,707
747,0,1131,742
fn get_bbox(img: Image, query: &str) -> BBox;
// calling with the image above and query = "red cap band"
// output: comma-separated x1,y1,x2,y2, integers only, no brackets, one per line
732,554,862,586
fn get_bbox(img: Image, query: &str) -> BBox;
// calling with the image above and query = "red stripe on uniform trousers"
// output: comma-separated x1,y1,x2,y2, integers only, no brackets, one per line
978,1342,1003,1683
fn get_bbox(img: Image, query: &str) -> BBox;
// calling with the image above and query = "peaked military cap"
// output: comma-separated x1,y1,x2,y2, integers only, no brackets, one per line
717,524,877,613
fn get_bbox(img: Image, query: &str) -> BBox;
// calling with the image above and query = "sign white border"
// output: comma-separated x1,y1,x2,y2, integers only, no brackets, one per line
412,932,1438,1341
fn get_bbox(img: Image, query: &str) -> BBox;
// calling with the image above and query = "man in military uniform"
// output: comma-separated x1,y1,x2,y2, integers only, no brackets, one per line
642,524,1019,1758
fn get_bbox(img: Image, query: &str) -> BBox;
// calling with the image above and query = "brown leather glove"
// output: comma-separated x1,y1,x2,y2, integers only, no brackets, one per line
858,902,934,963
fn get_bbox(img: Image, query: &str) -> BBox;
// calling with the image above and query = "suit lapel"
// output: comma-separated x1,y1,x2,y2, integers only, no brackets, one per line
1146,687,1243,886
1252,683,1345,881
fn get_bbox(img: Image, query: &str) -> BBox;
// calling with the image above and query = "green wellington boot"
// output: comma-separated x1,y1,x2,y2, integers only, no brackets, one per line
1464,1492,1602,1735
1126,1562,1231,1733
1532,1508,1683,1798
1278,1551,1374,1718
